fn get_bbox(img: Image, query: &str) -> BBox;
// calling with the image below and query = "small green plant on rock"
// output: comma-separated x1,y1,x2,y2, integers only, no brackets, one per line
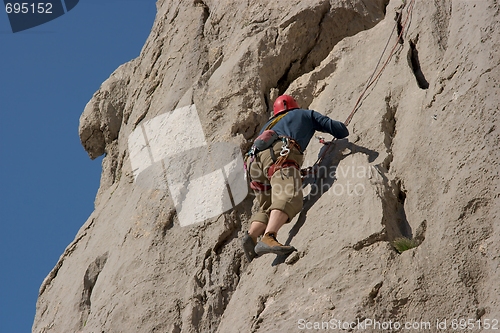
392,237,419,253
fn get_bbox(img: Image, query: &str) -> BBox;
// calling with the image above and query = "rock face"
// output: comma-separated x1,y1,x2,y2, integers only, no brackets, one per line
33,0,499,332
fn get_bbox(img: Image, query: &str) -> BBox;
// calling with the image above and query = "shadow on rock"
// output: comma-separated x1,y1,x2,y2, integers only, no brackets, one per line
272,139,378,266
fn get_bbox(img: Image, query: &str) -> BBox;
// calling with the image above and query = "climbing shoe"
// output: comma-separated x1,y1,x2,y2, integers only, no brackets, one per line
242,232,258,262
254,232,296,256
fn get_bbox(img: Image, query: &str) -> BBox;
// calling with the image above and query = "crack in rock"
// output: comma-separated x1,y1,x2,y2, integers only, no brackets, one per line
79,252,109,329
408,35,429,89
382,94,397,171
369,281,384,300
251,295,270,332
353,229,388,250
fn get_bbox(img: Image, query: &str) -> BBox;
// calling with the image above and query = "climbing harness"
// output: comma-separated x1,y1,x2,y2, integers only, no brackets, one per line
244,111,295,190
267,159,300,180
249,180,272,191
246,137,301,191
245,112,288,165
279,139,290,157
268,136,301,180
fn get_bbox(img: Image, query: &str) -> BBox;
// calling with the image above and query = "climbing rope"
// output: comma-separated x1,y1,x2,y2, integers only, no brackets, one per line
302,0,416,178
345,0,415,126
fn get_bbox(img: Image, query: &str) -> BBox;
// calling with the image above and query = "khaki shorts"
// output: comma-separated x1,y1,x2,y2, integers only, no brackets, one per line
247,140,304,224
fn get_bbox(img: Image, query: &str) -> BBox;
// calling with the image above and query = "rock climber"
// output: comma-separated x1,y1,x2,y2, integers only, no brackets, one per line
242,94,349,262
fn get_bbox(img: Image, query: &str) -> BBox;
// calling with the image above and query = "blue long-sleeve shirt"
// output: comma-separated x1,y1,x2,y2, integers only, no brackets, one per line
259,109,349,151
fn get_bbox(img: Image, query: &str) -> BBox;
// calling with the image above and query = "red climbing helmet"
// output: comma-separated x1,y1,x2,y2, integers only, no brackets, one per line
273,94,299,116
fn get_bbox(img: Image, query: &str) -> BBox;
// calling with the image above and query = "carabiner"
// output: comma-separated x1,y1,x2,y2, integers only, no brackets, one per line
280,145,290,156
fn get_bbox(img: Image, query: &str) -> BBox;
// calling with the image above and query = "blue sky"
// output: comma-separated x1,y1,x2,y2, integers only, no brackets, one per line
0,1,157,332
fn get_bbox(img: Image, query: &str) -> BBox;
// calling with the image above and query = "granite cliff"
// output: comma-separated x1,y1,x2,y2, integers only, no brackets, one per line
33,0,499,332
